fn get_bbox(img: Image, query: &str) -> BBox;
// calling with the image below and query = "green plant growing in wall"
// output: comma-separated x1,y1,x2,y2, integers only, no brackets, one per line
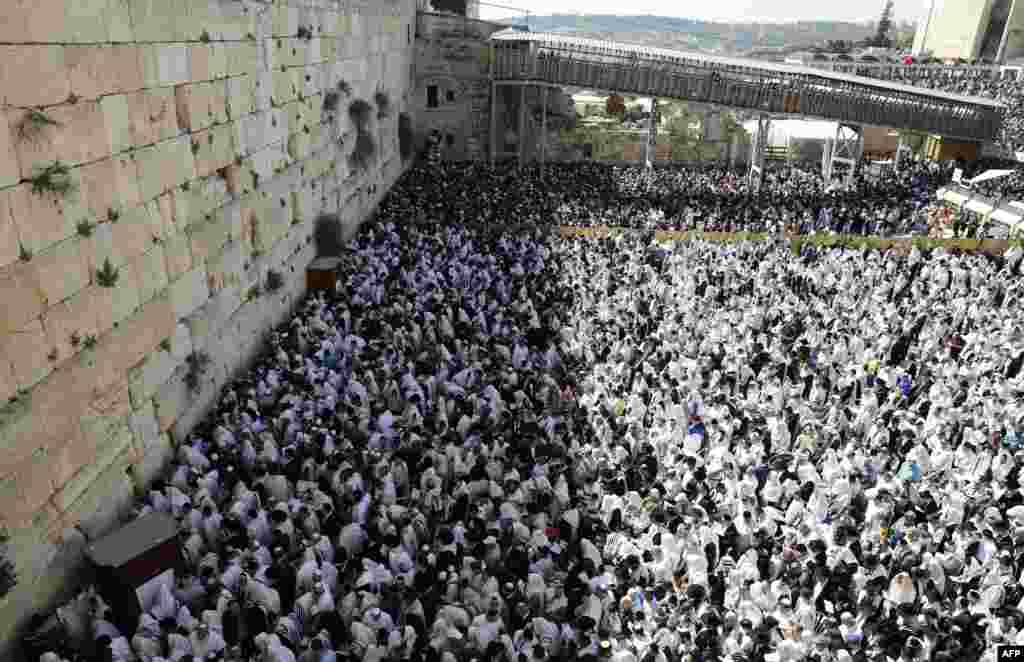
246,284,262,301
374,90,391,119
265,269,284,293
18,243,32,262
83,334,97,350
107,207,121,223
96,258,120,288
338,80,352,96
199,29,211,43
29,161,76,197
76,219,94,238
184,351,211,392
159,338,171,352
297,25,313,40
17,109,62,143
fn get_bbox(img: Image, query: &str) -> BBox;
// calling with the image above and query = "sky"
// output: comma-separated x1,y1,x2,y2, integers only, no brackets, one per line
476,0,922,25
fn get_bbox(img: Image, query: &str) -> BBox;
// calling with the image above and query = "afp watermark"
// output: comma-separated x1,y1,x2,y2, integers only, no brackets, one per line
998,646,1024,660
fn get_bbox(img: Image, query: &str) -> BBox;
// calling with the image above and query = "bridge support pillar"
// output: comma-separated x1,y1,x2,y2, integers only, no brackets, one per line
748,115,769,192
827,123,863,187
540,86,548,176
518,84,527,167
645,98,659,168
489,80,497,167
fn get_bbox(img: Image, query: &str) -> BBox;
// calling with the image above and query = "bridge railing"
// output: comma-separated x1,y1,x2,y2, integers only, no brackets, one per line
491,38,1005,142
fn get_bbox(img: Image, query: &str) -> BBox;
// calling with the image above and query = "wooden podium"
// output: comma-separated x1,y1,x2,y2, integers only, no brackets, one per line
85,514,183,637
307,257,342,294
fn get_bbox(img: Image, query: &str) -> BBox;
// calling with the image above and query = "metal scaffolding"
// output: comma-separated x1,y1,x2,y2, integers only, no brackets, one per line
491,33,1005,143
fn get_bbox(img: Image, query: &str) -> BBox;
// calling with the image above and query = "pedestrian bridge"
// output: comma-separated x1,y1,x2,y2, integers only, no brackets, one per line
491,32,1005,143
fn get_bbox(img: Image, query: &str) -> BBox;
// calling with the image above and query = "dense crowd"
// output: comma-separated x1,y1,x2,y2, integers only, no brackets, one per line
35,161,1024,662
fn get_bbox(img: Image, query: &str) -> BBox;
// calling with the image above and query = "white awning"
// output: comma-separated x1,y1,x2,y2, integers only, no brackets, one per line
965,199,992,214
941,190,969,205
991,208,1022,225
969,169,1016,184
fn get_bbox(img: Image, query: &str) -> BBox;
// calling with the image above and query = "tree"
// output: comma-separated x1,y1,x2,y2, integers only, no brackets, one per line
605,94,626,118
873,1,894,47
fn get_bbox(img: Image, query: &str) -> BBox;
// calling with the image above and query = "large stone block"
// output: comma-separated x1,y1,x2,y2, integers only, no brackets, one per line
0,46,71,108
65,45,145,102
2,318,54,390
224,42,259,78
0,448,60,528
169,266,210,321
0,0,69,44
110,202,154,264
0,264,47,339
0,189,20,271
188,208,232,265
0,112,19,191
59,441,136,542
91,273,141,336
141,44,191,88
9,179,82,256
174,81,228,133
163,231,193,282
42,286,97,364
64,0,122,44
99,94,133,156
77,157,122,223
129,244,169,306
93,290,174,378
129,0,193,43
27,237,88,308
56,408,132,511
124,89,177,148
191,124,234,178
127,345,180,410
136,137,197,203
226,75,257,120
273,68,300,107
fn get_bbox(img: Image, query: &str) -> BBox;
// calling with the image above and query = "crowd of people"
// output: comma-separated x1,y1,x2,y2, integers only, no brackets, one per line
32,160,1024,662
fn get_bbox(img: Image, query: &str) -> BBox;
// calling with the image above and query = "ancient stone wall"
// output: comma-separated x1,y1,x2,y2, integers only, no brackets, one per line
0,0,416,653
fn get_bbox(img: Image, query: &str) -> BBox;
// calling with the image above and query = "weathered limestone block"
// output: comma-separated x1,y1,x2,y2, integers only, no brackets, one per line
92,276,141,335
191,124,234,178
0,46,71,108
169,266,211,321
41,287,97,364
2,318,53,390
28,237,88,308
188,208,232,266
110,202,155,265
61,445,136,542
224,42,260,78
163,232,194,282
56,411,132,512
137,136,197,203
0,190,21,270
0,112,20,191
129,0,194,42
129,244,169,306
127,345,181,410
0,0,70,44
66,45,145,102
142,45,191,88
272,68,300,109
174,81,228,133
0,447,60,528
226,75,257,120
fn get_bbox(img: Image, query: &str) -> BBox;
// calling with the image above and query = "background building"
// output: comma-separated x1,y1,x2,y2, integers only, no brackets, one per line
914,0,1024,62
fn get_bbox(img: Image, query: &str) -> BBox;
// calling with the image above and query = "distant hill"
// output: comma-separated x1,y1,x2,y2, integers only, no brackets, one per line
501,14,878,55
